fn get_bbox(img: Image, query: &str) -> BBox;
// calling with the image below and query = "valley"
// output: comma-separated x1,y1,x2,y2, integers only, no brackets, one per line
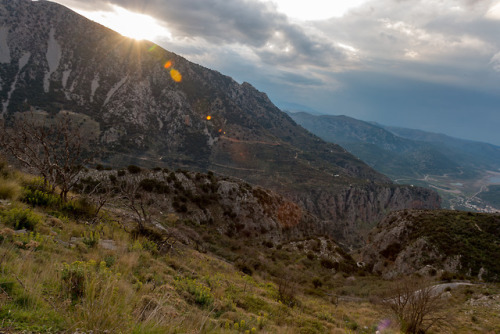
0,1,499,333
394,170,500,213
288,111,500,214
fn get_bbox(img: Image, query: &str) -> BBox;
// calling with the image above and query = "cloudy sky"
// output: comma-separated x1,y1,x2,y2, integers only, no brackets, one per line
51,0,500,146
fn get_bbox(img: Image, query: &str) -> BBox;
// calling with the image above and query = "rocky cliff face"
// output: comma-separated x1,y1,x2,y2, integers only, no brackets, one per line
0,0,440,247
291,185,441,246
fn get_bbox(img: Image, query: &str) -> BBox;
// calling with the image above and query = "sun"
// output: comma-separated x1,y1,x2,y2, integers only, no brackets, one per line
75,5,171,41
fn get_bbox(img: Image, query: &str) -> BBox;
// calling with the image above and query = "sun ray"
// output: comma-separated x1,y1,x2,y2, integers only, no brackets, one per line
74,5,171,41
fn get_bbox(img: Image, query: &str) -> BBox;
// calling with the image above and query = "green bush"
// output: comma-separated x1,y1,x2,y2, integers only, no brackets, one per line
61,262,86,301
22,188,61,207
2,207,42,230
174,277,214,308
61,260,114,302
82,230,100,248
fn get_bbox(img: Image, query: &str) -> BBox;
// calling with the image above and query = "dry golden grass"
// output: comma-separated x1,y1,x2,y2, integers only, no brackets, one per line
0,178,21,200
0,169,499,333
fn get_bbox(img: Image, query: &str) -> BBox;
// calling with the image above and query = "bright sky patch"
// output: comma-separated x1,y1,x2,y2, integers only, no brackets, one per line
263,0,369,20
75,5,171,41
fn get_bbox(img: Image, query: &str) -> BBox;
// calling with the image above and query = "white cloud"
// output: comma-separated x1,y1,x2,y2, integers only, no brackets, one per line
260,0,370,20
490,52,500,71
486,1,500,20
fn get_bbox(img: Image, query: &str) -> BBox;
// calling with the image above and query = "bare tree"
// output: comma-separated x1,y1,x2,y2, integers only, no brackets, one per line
79,175,115,224
379,277,450,334
115,172,180,253
0,111,93,201
117,174,156,232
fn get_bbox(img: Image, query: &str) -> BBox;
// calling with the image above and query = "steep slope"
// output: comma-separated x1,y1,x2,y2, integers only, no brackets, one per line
361,210,500,281
0,0,440,247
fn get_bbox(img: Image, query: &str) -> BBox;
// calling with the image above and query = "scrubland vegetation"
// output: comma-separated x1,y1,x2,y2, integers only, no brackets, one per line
0,158,499,333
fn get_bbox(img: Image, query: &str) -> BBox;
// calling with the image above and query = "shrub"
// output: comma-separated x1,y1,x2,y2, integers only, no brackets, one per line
174,277,214,308
276,277,298,307
320,258,337,270
62,261,86,301
22,188,61,207
2,207,42,230
60,198,96,218
379,277,449,334
312,278,323,288
82,230,100,248
127,165,142,174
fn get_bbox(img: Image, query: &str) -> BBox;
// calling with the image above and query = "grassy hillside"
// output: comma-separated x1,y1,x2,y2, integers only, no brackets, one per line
0,162,499,333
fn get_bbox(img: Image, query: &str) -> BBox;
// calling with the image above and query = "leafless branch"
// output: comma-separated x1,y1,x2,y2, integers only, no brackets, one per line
0,110,94,201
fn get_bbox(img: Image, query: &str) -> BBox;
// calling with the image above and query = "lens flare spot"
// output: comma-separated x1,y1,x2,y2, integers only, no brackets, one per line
164,60,172,69
170,69,182,82
218,129,222,133
148,45,157,52
206,116,212,120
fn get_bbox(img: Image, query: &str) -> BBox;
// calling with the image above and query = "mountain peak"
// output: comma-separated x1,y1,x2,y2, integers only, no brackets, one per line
0,1,440,247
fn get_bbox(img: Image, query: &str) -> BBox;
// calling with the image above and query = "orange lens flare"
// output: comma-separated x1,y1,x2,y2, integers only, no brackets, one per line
206,116,212,120
164,60,172,69
170,69,182,82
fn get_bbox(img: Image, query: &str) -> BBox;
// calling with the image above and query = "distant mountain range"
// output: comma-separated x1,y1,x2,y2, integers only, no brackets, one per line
288,111,500,211
0,0,439,247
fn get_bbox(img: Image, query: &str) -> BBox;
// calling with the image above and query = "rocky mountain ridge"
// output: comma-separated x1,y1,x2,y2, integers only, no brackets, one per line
0,0,440,247
287,111,499,178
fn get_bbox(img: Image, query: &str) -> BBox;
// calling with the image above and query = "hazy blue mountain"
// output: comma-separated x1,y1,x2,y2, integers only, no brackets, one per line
383,126,500,171
287,111,467,178
288,111,500,212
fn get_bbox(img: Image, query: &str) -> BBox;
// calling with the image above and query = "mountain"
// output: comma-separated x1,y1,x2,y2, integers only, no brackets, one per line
361,210,500,282
287,111,464,178
383,126,500,171
288,111,500,212
0,0,440,247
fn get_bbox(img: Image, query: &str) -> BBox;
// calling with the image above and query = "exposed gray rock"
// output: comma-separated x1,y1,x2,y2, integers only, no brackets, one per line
0,0,440,248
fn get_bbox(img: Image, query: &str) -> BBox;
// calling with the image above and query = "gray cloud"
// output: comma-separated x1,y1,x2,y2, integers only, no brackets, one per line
55,0,350,69
52,0,500,145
